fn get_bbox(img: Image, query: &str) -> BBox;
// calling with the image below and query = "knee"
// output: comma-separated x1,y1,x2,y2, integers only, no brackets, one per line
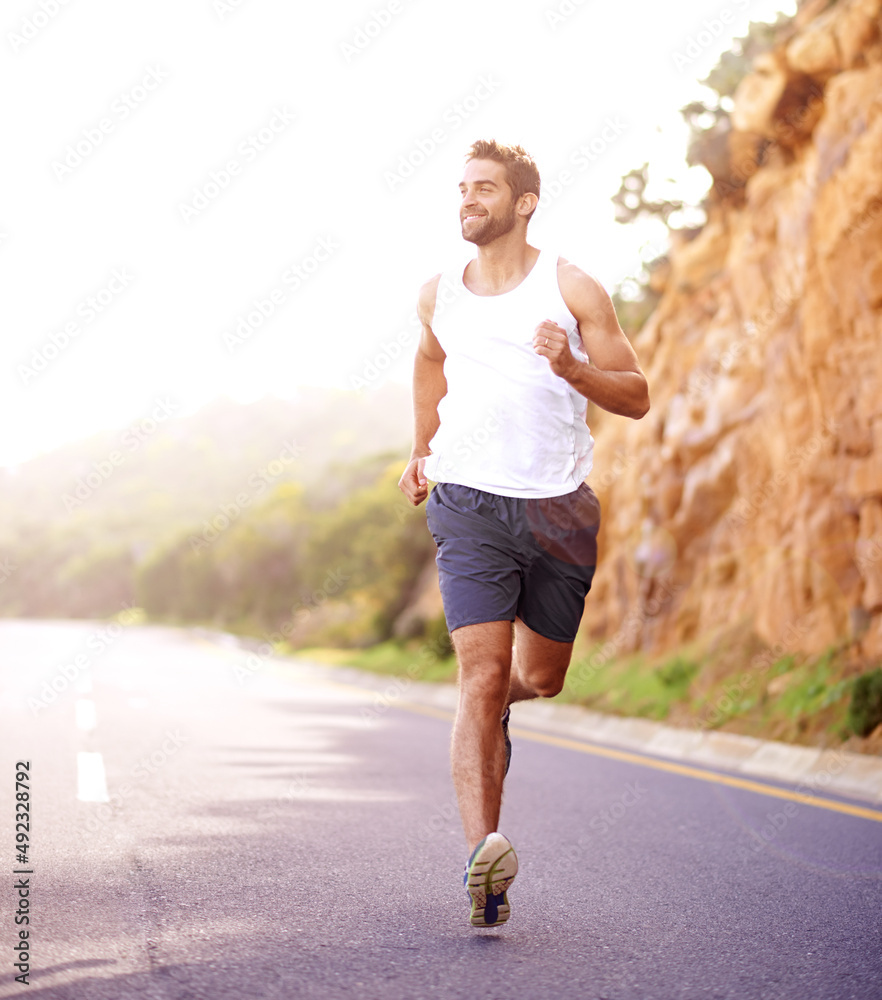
459,657,509,706
532,675,565,699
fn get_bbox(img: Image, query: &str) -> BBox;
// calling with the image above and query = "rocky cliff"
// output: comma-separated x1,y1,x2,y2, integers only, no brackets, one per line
582,0,882,666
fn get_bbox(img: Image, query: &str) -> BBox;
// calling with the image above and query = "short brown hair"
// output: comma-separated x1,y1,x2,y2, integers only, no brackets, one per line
466,139,541,221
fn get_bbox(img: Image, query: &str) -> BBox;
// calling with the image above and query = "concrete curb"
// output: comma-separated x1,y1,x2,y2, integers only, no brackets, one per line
295,660,882,808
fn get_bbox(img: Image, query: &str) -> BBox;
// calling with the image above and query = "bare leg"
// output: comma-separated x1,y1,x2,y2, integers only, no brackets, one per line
450,618,577,851
507,616,574,706
449,621,512,852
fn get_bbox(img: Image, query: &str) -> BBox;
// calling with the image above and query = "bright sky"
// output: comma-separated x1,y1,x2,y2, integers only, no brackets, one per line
1,0,796,467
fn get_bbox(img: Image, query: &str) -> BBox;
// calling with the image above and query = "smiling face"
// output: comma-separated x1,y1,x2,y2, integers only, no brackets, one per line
458,158,520,246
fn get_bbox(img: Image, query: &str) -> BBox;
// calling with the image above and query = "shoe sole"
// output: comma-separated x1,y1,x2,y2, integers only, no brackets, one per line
465,833,518,927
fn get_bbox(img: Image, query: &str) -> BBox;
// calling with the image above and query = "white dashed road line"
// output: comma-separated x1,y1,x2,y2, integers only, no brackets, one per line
75,687,106,802
76,751,109,802
75,698,97,731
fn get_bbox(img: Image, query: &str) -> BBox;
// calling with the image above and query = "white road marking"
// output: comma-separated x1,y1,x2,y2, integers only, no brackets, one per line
75,698,97,731
77,751,109,802
74,670,92,694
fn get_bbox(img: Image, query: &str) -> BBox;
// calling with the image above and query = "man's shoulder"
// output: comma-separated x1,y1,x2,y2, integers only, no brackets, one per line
418,260,469,323
556,256,601,290
419,272,443,297
418,272,443,324
556,257,609,314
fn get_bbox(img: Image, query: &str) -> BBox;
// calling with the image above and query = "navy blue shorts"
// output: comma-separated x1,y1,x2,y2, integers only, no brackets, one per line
425,482,600,643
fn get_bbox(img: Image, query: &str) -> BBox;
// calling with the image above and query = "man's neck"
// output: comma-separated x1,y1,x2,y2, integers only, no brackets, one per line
466,236,540,296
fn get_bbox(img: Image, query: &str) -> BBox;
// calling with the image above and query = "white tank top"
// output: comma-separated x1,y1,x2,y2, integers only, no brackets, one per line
424,249,595,498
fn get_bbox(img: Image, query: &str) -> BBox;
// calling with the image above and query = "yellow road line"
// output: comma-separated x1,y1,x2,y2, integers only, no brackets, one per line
312,675,882,824
509,727,882,823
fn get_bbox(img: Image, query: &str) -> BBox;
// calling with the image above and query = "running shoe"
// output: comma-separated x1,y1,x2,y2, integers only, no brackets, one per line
502,706,512,777
463,832,518,927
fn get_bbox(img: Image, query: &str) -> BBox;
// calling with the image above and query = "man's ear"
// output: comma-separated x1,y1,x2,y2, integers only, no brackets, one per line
518,192,539,218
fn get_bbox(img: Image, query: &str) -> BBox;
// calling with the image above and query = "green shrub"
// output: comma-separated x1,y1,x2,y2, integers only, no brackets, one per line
423,612,454,659
847,668,882,737
655,656,699,690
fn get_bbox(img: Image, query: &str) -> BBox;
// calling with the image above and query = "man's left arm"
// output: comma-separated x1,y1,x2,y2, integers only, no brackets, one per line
533,259,650,419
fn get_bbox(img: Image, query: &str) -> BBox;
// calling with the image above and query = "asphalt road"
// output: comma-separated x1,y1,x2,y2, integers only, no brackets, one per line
0,620,880,1000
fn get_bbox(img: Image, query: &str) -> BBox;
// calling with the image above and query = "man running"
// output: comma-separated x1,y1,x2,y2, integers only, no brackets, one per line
398,139,650,928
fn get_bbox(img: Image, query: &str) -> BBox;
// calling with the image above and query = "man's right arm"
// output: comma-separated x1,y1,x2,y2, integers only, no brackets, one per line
398,275,447,506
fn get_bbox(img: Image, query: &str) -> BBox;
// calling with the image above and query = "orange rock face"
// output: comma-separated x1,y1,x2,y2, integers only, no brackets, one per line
581,0,882,662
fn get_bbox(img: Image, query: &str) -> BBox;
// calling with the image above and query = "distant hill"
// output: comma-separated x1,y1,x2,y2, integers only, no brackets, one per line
0,385,413,618
0,385,411,535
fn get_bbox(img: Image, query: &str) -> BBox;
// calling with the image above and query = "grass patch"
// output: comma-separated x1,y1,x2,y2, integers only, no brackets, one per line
559,648,699,721
757,649,853,742
290,630,864,751
655,655,700,696
294,640,458,684
688,646,856,743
